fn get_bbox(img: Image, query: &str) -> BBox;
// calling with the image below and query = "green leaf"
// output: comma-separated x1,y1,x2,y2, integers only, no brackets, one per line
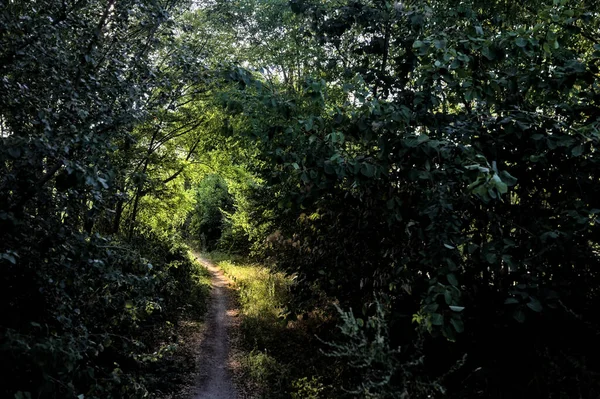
513,309,526,323
97,177,109,189
404,137,421,147
450,318,464,333
413,40,424,48
467,243,479,254
515,37,528,47
465,164,489,172
360,163,375,177
449,305,465,312
482,46,494,60
430,313,444,326
465,89,475,102
499,170,518,186
447,273,458,287
386,199,395,209
304,119,313,131
496,180,508,194
2,253,16,264
443,325,456,341
504,298,519,305
424,303,439,313
526,297,543,312
485,252,497,264
7,147,21,158
571,145,584,157
444,290,453,305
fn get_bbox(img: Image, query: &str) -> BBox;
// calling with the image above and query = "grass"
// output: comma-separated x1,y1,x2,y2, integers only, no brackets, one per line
209,252,290,320
205,252,343,399
153,250,213,399
189,250,213,303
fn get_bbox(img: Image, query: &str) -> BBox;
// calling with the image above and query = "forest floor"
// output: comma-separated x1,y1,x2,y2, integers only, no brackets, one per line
177,252,342,398
201,252,342,398
190,253,239,399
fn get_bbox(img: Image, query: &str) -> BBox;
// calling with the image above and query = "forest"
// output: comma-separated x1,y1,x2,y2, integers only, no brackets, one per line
1,0,600,397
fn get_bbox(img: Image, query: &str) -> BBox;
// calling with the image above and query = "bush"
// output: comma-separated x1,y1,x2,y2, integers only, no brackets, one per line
0,230,210,399
190,175,234,250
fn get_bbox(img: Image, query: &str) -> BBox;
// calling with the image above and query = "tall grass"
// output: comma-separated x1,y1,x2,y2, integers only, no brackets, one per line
216,257,290,320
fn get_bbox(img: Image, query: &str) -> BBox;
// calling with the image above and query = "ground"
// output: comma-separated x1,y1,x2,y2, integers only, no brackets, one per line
191,254,239,399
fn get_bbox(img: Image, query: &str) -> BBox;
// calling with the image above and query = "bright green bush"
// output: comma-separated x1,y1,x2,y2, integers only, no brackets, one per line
190,174,234,250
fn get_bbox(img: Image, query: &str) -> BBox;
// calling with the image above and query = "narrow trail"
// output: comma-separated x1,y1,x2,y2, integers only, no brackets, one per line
192,254,238,399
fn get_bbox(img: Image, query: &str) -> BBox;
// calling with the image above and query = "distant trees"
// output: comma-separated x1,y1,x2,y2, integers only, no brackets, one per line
190,174,233,249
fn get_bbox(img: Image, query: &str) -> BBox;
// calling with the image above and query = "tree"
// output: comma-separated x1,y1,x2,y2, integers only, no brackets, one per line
206,0,600,396
0,1,213,398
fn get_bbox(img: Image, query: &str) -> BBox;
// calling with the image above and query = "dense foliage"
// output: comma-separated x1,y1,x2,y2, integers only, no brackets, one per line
195,0,600,397
3,0,600,397
0,1,211,398
190,174,233,249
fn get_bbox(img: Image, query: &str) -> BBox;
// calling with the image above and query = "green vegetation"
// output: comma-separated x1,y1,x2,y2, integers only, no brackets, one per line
208,253,290,320
2,0,600,397
190,175,234,250
206,252,340,398
0,0,214,397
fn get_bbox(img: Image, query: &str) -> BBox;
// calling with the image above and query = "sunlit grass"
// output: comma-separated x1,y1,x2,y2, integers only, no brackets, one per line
204,252,293,396
183,250,213,317
205,252,290,319
192,255,213,289
203,252,339,398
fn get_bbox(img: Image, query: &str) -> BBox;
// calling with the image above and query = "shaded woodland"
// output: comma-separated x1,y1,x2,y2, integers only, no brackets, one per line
2,0,600,397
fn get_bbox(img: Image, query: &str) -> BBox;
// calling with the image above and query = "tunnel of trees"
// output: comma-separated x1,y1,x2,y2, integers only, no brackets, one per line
1,0,600,397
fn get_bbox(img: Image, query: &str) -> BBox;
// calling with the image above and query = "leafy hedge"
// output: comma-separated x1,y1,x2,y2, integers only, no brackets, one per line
0,0,211,397
214,0,600,396
1,230,209,399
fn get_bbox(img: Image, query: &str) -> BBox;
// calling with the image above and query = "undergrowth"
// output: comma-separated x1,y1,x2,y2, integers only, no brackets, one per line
1,231,212,399
152,252,212,398
205,252,344,398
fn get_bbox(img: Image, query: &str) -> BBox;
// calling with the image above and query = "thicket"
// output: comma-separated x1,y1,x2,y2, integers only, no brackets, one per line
194,0,600,397
190,174,234,250
4,0,600,397
0,1,211,398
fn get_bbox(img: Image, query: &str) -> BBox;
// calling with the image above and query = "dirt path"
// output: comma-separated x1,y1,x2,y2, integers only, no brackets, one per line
192,254,238,399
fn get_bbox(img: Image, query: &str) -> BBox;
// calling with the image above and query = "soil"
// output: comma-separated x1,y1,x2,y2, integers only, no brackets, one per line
191,254,238,399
